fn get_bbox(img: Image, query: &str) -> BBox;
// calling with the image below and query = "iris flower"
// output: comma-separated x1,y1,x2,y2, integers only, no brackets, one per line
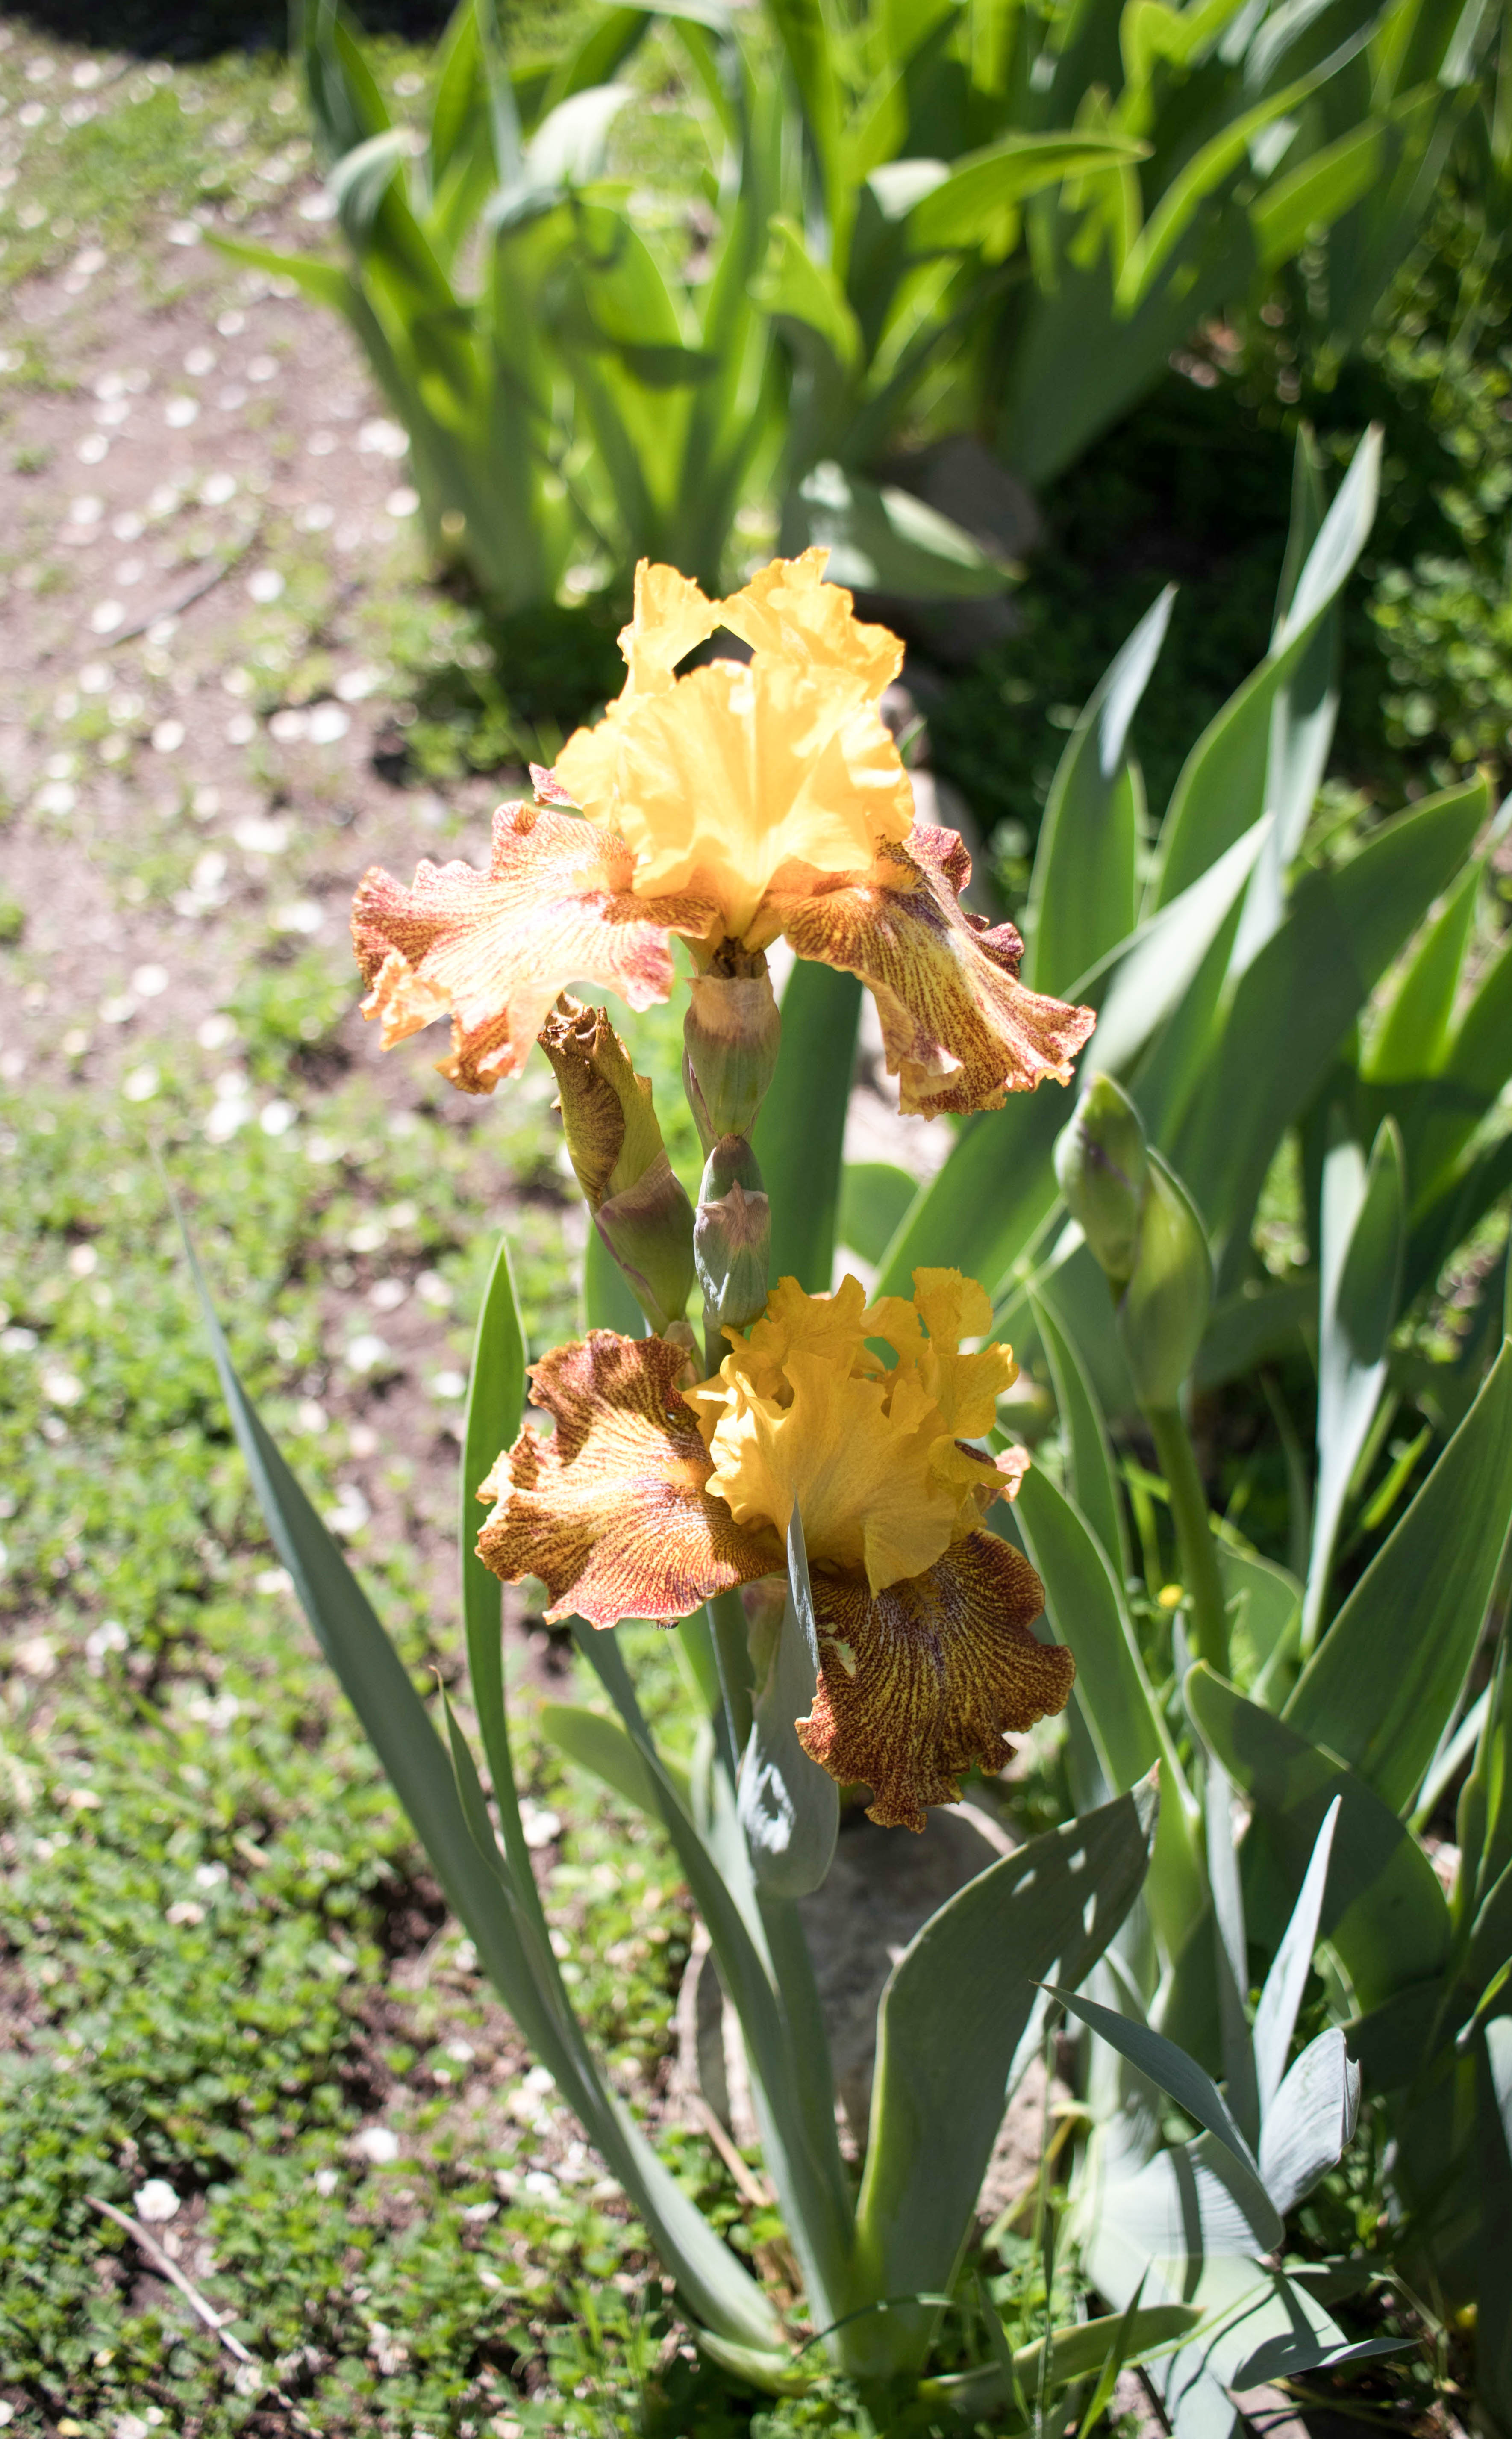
477,1269,1074,1831
351,552,1094,1118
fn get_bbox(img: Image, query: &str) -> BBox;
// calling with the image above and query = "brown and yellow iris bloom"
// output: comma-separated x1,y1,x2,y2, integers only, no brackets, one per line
352,551,1094,1118
477,1267,1074,1831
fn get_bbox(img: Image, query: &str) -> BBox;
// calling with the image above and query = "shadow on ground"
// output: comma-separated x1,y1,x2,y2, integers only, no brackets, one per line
9,0,455,63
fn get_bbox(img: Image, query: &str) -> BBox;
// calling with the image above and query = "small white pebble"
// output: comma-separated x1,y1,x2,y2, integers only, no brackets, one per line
270,900,324,936
122,1066,159,1103
415,1270,452,1309
335,665,383,702
217,308,245,338
359,418,409,458
165,395,199,429
42,1370,84,1408
35,781,77,816
94,371,126,402
297,191,338,223
226,713,256,745
72,59,103,89
111,510,144,541
385,486,420,520
268,708,308,743
131,963,169,998
150,720,185,754
197,1013,237,1049
134,2180,180,2224
520,1805,562,1850
166,220,202,247
194,1862,228,1888
234,815,291,855
368,1278,406,1312
312,2167,340,2196
147,483,179,516
76,432,109,464
432,1370,467,1401
69,493,103,526
308,702,349,743
295,502,334,533
297,1399,328,1433
90,600,124,634
200,471,237,505
307,429,337,456
346,1335,390,1376
85,1620,129,1665
247,568,284,604
68,1244,99,1278
115,558,144,587
193,782,222,813
183,345,217,377
100,994,137,1025
260,1101,296,1137
78,660,111,693
354,2126,400,2165
247,354,278,383
218,383,249,412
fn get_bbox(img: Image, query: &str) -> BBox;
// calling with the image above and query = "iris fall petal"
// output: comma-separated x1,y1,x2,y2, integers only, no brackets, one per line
770,823,1097,1117
351,801,715,1094
798,1530,1074,1832
475,1332,780,1626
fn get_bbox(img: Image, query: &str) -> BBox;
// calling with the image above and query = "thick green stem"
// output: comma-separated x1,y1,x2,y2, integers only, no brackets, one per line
1146,1403,1229,1679
708,1585,754,1758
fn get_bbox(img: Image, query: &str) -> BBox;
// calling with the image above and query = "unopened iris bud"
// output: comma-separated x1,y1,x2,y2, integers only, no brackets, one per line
1116,1154,1211,1411
695,1134,771,1335
683,964,782,1154
1055,1074,1211,1408
1054,1073,1148,1285
539,997,695,1335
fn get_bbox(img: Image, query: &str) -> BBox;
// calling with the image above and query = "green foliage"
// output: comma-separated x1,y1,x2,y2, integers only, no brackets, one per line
265,0,1482,620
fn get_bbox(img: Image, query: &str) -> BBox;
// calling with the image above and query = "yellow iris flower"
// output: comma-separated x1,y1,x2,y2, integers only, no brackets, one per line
477,1269,1074,1832
351,551,1094,1118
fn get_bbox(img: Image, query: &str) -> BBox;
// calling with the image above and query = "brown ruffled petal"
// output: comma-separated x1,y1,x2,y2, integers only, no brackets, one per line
351,801,716,1095
797,1529,1074,1831
770,823,1096,1118
476,1332,781,1627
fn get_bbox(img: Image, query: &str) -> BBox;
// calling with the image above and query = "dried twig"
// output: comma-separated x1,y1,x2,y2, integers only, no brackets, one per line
105,525,263,650
688,2093,775,2209
87,2196,323,2432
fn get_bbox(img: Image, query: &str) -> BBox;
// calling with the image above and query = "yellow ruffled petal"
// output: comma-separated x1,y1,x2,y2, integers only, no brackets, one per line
719,548,903,698
703,1351,964,1595
549,552,915,947
476,1333,780,1626
690,1268,1024,1593
618,560,721,696
865,1267,1015,1438
770,823,1097,1117
796,1530,1074,1831
350,801,716,1094
556,657,912,945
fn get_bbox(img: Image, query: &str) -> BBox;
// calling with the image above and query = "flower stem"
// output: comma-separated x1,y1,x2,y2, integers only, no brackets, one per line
708,1586,754,1757
1146,1403,1229,1679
